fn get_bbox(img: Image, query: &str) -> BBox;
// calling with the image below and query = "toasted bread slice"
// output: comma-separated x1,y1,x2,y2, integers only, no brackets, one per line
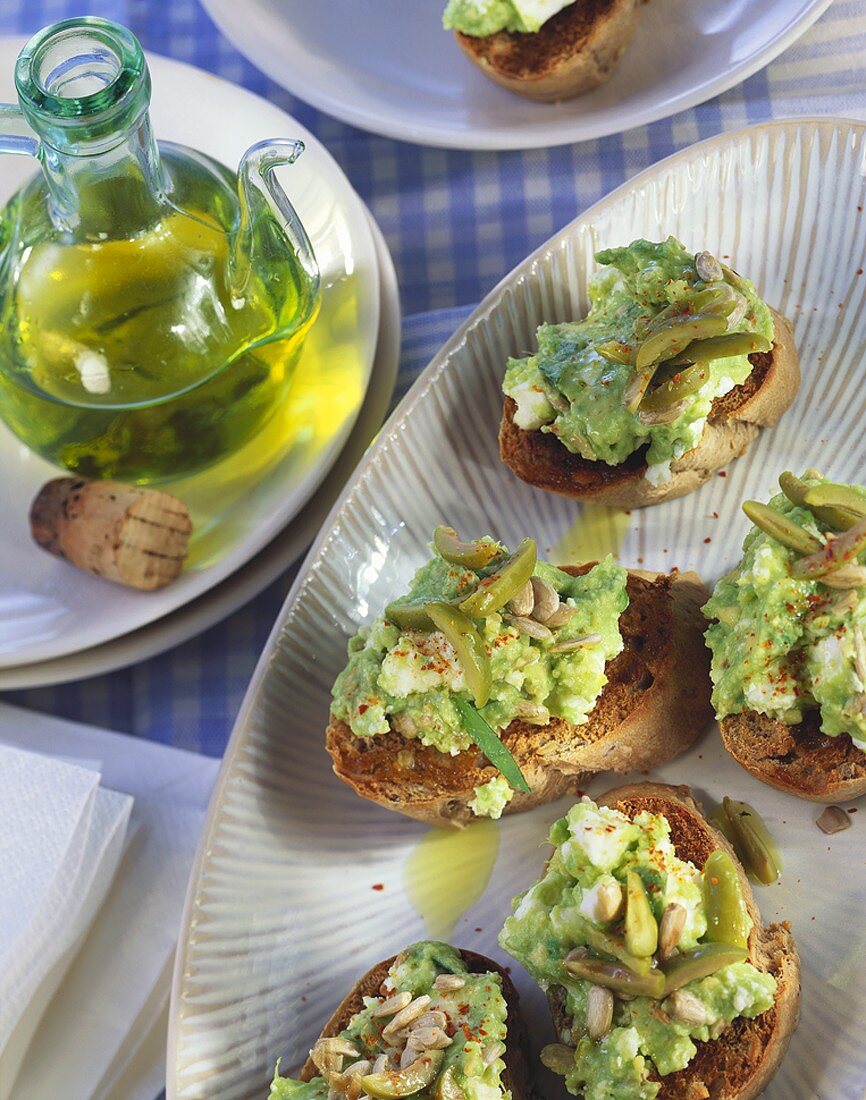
454,0,639,102
499,309,800,508
720,709,866,802
547,782,800,1100
296,948,534,1098
326,567,712,828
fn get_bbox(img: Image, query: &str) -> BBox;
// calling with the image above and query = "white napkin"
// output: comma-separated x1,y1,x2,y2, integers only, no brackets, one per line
0,746,133,1099
0,702,220,1100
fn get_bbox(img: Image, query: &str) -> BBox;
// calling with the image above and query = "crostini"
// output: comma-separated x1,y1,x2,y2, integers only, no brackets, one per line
499,238,800,508
267,941,533,1099
327,527,711,826
499,783,800,1100
704,470,866,801
443,0,640,102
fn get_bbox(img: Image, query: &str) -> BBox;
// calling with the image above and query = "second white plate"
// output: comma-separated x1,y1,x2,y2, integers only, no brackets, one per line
0,45,381,668
201,0,831,150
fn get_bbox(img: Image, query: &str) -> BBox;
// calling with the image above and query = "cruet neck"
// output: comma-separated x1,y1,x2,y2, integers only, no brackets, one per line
5,17,166,236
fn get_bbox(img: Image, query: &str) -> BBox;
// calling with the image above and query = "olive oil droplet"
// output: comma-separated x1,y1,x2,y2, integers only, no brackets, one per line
552,504,632,564
403,820,499,941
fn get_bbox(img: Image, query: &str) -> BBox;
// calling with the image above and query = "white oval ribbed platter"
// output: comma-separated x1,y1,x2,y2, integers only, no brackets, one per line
169,119,866,1100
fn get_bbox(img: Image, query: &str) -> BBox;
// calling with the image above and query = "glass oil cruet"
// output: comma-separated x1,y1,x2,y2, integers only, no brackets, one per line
0,17,320,483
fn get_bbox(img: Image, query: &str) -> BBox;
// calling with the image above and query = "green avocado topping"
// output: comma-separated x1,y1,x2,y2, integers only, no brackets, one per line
501,238,774,472
498,798,776,1099
704,472,866,747
267,942,510,1100
443,0,574,36
330,532,628,813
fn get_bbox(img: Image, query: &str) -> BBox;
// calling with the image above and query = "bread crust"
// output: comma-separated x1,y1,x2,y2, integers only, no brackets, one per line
549,782,801,1100
454,0,639,102
499,309,800,508
720,709,866,802
326,568,713,828
296,948,534,1098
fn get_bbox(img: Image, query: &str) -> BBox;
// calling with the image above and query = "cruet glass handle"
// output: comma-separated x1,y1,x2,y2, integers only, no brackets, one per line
0,104,39,156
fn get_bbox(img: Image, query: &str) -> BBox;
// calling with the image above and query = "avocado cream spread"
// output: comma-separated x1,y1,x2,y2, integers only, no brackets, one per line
443,0,575,36
330,530,628,816
267,941,510,1100
704,472,866,747
502,238,774,479
499,798,776,1099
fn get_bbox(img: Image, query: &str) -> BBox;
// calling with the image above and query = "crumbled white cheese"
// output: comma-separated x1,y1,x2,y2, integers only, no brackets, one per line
645,460,672,487
509,378,555,431
75,350,111,395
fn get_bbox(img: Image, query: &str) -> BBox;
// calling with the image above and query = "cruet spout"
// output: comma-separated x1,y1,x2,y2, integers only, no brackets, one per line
232,138,320,327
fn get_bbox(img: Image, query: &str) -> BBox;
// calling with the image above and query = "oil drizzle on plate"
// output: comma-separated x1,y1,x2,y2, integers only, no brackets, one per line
403,820,499,941
552,504,631,564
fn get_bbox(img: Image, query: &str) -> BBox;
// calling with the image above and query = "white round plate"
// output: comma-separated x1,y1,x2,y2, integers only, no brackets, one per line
170,118,866,1100
0,215,399,691
200,0,830,150
0,42,380,668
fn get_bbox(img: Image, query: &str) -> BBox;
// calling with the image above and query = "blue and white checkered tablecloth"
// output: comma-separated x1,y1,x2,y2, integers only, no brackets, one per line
2,0,866,756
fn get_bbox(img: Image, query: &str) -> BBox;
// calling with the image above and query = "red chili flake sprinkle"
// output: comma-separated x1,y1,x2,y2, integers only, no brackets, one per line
371,883,384,891
718,471,727,478
358,704,369,715
849,807,858,813
859,205,864,212
474,927,482,933
858,268,864,276
712,511,719,519
704,537,712,544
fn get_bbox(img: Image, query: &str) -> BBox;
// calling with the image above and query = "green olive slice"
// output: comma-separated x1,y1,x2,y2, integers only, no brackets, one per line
803,483,866,532
625,871,659,958
433,526,501,570
583,925,652,976
638,362,710,413
742,500,822,555
703,850,751,949
661,943,748,995
385,602,437,632
459,538,537,619
563,955,665,999
722,797,782,885
360,1051,445,1098
434,1066,465,1100
676,331,771,363
778,470,810,508
426,602,492,708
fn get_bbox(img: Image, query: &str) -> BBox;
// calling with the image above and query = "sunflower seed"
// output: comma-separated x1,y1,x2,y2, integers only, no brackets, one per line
382,995,431,1037
504,614,553,642
664,989,709,1027
595,880,624,922
433,974,466,992
586,984,614,1040
406,1026,452,1050
546,603,577,628
507,579,535,617
549,632,603,654
695,251,724,282
819,564,866,588
372,991,413,1018
530,575,560,623
400,1046,419,1068
816,805,852,835
315,1038,360,1058
344,1060,372,1077
638,400,688,426
310,1048,341,1076
482,1041,506,1067
371,1054,390,1073
412,1011,448,1031
516,699,550,725
657,902,687,961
